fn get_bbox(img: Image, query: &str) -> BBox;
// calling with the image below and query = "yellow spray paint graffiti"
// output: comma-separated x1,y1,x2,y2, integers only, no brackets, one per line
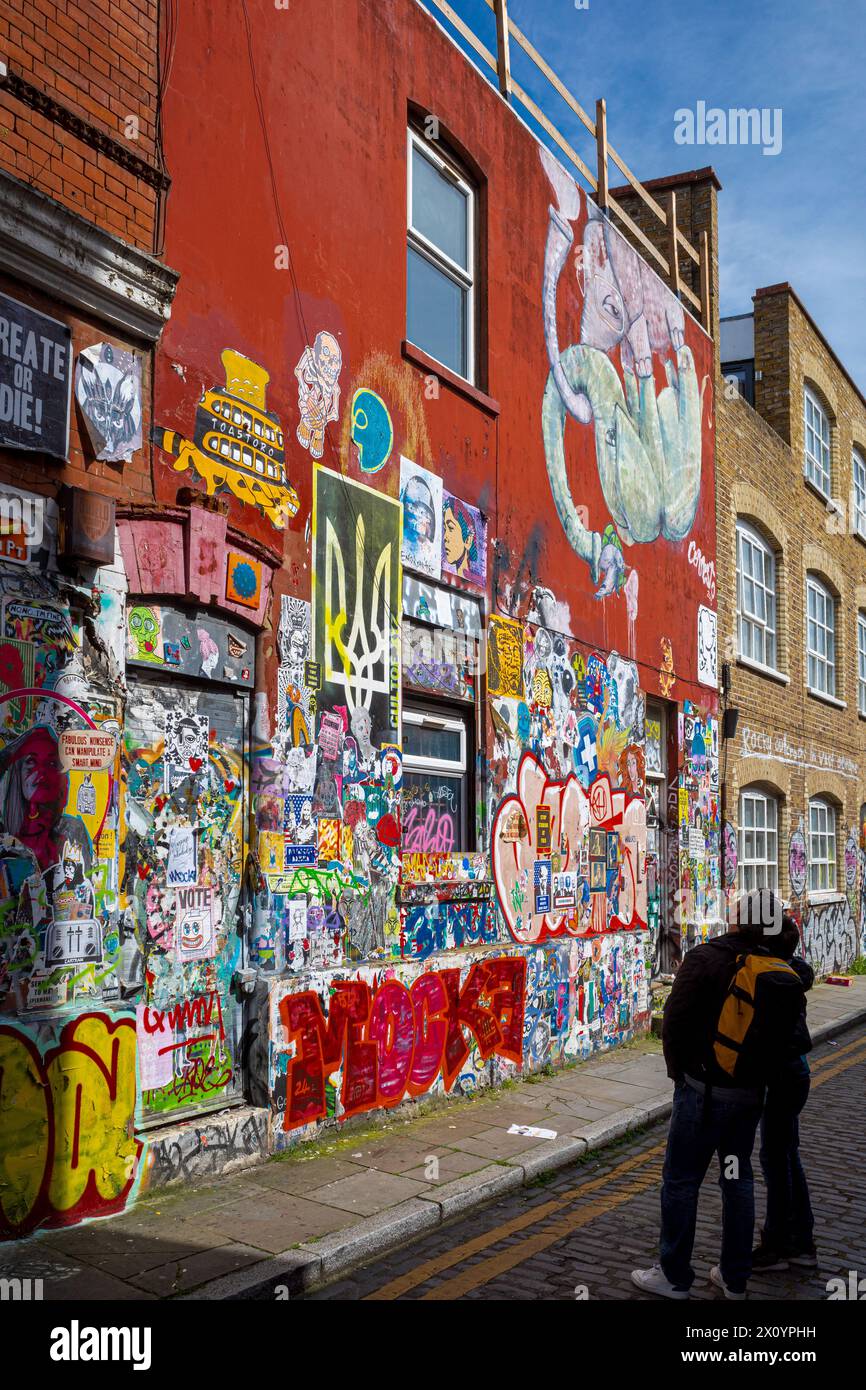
0,1011,141,1239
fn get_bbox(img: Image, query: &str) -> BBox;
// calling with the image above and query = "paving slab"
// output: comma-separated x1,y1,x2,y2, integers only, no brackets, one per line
199,1191,358,1251
334,1140,452,1175
401,1150,494,1183
249,1156,363,1194
410,1113,500,1143
42,1264,159,1300
303,1168,431,1215
451,1129,556,1161
296,1198,440,1280
62,1236,224,1281
418,1163,526,1220
128,1242,266,1296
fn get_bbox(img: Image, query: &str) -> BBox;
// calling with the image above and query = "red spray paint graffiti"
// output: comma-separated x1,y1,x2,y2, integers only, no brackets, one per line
279,956,526,1130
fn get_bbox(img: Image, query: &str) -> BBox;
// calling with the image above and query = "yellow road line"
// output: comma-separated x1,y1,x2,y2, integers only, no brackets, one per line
810,1043,866,1088
421,1165,664,1300
363,1139,668,1300
423,1044,866,1300
810,1034,866,1069
364,1035,866,1301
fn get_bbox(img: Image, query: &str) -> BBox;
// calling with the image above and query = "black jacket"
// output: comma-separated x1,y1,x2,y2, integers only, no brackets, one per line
785,955,814,1060
662,932,807,1089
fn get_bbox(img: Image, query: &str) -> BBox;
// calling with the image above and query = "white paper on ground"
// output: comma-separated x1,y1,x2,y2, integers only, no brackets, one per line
507,1124,558,1140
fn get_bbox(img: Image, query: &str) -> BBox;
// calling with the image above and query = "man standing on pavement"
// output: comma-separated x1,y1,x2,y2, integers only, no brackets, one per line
632,891,806,1301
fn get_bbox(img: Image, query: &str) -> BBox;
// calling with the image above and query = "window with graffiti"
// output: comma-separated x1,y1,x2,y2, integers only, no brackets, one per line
402,704,472,852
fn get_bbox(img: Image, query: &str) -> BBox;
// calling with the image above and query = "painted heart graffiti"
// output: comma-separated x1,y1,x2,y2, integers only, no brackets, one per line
492,751,646,943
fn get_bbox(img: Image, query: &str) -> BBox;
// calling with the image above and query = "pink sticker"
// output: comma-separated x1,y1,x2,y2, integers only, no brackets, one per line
319,711,343,761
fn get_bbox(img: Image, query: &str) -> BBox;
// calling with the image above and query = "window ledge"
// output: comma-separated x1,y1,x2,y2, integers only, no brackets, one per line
807,891,843,906
803,472,833,508
807,687,846,710
402,340,500,417
736,655,790,685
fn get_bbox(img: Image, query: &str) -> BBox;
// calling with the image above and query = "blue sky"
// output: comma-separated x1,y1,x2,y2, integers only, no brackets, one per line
425,0,866,390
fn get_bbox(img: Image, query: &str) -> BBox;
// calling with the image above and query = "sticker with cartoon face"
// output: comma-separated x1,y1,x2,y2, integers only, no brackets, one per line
127,605,163,664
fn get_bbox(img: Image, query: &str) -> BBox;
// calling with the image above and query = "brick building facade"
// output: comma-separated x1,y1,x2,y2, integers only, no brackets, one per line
718,284,866,974
614,166,866,974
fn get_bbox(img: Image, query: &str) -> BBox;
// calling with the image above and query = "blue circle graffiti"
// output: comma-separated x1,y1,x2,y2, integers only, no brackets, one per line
351,388,393,473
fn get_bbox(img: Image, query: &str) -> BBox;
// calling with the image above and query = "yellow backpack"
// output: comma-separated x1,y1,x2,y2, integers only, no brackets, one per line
713,952,802,1082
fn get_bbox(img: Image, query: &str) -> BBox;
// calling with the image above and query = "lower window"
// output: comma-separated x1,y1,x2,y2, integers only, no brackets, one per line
402,703,473,853
808,798,836,892
738,788,778,892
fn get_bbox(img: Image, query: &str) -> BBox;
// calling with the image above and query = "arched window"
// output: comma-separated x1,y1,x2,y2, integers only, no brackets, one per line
806,574,835,696
804,386,831,495
808,797,836,892
736,521,777,669
738,787,778,893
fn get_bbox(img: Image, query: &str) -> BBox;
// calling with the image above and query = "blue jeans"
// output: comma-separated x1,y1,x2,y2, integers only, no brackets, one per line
760,1060,814,1252
660,1079,763,1293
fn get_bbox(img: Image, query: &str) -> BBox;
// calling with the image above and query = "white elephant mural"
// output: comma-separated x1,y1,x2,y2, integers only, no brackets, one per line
540,146,706,598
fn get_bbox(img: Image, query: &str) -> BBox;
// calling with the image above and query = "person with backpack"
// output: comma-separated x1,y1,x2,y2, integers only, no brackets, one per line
752,919,817,1272
632,891,806,1301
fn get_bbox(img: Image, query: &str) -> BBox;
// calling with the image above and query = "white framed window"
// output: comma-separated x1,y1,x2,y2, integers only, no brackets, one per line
852,449,866,539
806,574,835,696
738,788,778,893
808,798,836,892
736,521,777,669
407,129,475,383
858,613,866,717
804,386,831,495
402,704,472,851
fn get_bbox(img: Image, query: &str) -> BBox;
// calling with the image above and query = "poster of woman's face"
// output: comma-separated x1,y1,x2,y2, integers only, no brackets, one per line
400,457,443,579
618,743,645,797
442,494,487,586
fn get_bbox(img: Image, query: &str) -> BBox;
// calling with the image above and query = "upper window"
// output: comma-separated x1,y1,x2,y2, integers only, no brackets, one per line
407,129,475,383
806,574,835,697
722,360,755,407
803,386,831,496
858,612,866,717
736,521,777,669
738,788,778,894
808,797,836,892
852,449,866,539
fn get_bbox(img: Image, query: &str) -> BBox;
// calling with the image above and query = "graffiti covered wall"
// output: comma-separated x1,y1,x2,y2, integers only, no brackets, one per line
142,0,719,1155
0,0,727,1235
0,490,147,1237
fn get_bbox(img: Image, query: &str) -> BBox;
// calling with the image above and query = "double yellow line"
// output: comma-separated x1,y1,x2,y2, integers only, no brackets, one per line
364,1035,866,1301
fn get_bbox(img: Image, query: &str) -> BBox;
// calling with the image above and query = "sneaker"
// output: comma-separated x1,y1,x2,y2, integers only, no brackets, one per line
631,1265,690,1300
751,1242,789,1272
788,1245,818,1269
709,1265,747,1300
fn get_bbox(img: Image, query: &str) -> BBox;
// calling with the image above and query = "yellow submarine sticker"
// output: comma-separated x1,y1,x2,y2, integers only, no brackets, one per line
154,349,300,529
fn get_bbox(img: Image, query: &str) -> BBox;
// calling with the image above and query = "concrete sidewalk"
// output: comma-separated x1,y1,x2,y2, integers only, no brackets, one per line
5,977,865,1301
